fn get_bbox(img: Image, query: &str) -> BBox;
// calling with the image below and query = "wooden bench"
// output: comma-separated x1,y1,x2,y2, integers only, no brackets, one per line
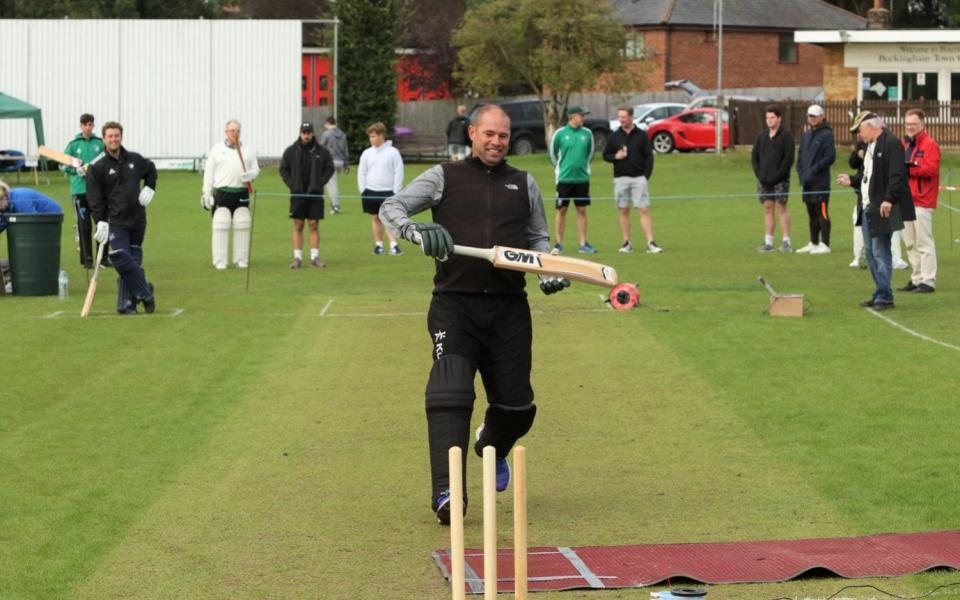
394,134,449,162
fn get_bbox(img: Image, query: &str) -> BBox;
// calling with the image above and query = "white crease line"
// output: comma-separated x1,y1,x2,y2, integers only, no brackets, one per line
170,308,185,317
319,298,333,316
867,308,960,351
940,200,960,213
43,311,65,319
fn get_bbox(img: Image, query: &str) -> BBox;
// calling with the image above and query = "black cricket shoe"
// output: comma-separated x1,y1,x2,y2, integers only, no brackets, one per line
141,283,156,314
916,283,935,293
897,282,918,292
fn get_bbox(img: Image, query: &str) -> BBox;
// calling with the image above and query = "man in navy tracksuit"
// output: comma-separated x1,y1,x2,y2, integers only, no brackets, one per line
796,104,836,254
87,121,158,315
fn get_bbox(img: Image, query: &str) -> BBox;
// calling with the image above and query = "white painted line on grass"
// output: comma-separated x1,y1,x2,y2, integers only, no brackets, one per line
867,308,960,352
43,310,65,319
320,298,333,316
940,200,960,213
170,308,185,317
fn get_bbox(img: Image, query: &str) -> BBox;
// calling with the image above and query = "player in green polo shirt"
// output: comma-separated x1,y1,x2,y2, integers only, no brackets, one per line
62,113,106,268
549,106,596,254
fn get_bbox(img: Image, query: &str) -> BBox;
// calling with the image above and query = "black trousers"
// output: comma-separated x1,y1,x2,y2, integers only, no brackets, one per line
803,188,831,246
424,293,535,504
73,194,109,267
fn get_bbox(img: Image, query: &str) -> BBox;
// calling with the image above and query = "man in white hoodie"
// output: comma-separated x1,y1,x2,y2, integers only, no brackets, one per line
358,122,405,255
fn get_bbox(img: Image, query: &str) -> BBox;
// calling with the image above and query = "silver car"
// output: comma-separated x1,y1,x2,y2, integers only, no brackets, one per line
609,102,688,131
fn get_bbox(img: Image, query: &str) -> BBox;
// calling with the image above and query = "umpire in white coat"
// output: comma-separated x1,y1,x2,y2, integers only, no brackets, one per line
201,119,260,270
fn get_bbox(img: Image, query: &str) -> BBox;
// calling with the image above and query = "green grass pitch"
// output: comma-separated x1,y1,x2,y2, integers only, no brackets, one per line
2,150,960,599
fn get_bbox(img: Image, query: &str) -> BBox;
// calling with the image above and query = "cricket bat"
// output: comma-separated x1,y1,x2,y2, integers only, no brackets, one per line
453,244,619,288
38,145,83,168
80,243,107,318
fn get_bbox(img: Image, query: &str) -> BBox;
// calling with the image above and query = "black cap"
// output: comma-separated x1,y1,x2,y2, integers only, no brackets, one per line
300,122,314,133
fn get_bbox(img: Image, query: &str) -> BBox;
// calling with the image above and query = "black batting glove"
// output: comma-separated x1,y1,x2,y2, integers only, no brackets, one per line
539,276,571,295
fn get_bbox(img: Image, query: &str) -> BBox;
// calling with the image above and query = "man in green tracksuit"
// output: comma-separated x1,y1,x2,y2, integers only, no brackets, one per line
62,113,106,268
549,106,596,254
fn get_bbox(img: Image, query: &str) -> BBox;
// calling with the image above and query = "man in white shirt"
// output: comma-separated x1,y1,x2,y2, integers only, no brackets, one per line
358,122,404,255
201,119,259,270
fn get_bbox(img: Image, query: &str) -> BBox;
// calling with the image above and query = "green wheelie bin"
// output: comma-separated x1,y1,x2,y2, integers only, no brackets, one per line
5,213,63,296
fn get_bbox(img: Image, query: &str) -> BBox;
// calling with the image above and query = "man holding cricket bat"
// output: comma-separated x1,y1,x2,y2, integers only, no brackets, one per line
62,113,106,269
380,104,569,525
86,121,157,315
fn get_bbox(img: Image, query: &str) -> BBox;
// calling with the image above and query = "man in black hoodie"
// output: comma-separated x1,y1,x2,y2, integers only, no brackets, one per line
751,105,795,252
796,104,836,254
279,122,335,268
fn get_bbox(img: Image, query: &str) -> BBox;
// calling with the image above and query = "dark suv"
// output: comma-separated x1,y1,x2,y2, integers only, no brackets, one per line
469,100,611,155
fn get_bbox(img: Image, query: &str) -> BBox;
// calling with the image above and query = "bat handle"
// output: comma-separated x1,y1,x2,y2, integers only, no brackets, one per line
452,244,494,261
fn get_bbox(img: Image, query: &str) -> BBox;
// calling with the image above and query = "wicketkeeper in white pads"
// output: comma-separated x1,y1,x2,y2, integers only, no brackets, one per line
380,104,569,526
201,119,259,270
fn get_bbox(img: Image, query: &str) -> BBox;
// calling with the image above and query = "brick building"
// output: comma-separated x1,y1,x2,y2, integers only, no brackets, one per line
611,0,866,91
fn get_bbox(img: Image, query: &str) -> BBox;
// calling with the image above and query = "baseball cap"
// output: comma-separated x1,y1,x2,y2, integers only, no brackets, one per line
300,122,314,133
807,104,824,117
849,110,877,133
568,106,590,116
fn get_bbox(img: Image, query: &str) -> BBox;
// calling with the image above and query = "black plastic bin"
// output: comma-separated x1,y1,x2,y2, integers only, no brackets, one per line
4,213,63,296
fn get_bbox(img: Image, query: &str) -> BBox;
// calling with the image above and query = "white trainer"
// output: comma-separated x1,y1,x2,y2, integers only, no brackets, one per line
810,244,831,255
795,242,816,254
893,259,910,270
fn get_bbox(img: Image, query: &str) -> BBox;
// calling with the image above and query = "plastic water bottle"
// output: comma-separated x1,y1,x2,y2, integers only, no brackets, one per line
58,270,69,300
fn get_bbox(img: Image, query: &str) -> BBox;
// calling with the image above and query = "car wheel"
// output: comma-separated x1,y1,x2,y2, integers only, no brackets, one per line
591,129,609,152
651,132,675,154
511,136,534,155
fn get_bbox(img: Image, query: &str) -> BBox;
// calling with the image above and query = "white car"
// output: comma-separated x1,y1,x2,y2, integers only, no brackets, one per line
609,102,688,131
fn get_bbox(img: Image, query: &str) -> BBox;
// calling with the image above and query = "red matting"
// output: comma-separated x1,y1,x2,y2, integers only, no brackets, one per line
432,530,960,594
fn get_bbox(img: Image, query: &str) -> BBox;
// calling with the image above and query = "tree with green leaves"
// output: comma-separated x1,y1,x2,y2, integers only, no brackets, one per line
0,0,223,18
336,0,399,158
453,0,632,144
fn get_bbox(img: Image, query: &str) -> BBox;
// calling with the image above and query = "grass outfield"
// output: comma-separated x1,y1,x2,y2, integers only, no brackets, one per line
2,150,960,599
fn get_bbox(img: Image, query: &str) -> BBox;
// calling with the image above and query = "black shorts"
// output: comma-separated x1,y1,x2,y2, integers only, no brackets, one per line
289,195,325,220
361,189,393,215
556,182,590,208
213,189,250,215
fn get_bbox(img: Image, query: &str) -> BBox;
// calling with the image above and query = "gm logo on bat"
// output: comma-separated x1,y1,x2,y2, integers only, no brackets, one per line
501,249,542,267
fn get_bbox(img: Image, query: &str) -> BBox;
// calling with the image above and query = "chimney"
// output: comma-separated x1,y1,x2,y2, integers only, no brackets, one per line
867,0,891,29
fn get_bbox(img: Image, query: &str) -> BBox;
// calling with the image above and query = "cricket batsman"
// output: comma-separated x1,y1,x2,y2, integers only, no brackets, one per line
380,104,569,525
86,121,157,314
62,113,106,268
201,119,259,270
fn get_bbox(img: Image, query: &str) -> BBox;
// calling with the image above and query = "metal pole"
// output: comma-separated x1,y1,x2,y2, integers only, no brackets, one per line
333,17,340,123
715,0,724,153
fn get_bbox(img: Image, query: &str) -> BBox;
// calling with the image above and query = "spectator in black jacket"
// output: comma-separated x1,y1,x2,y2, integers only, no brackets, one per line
87,121,158,315
279,122,335,269
751,105,795,252
836,112,916,310
602,106,662,254
795,104,836,254
445,105,471,161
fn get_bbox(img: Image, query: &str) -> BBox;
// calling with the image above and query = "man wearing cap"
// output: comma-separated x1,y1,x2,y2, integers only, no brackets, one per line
549,106,597,254
836,112,915,310
279,122,335,268
795,105,836,255
898,108,940,294
201,119,260,270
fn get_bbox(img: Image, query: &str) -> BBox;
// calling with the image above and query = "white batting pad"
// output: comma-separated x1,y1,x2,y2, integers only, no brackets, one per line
232,206,252,266
212,207,231,269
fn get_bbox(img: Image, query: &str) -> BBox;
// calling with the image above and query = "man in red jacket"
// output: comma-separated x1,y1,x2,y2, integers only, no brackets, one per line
898,108,940,294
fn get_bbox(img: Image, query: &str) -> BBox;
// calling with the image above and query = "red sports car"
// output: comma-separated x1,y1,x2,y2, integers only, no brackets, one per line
646,108,730,154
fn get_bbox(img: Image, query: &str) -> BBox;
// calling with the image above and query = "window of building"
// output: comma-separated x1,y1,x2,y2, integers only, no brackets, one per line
902,72,937,101
778,33,797,64
623,31,645,59
301,75,307,91
952,73,960,101
861,72,899,101
319,76,328,91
